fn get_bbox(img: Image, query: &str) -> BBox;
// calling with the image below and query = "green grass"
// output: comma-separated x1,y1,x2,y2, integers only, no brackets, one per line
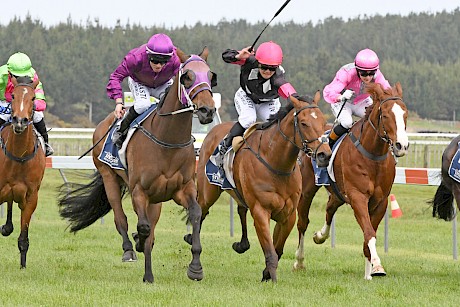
1,170,459,306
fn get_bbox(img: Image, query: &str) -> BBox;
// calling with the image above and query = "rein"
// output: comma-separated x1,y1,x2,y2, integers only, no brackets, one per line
244,104,327,176
0,124,39,163
349,96,403,161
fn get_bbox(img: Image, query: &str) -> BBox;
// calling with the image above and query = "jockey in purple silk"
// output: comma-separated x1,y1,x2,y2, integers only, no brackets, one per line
323,48,391,147
107,33,181,148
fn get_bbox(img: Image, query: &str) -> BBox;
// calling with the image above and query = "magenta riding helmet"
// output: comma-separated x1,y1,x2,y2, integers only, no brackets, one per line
354,48,380,70
255,41,283,66
146,33,174,61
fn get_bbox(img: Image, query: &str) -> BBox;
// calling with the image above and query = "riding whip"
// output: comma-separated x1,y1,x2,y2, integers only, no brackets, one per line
248,0,292,52
78,117,118,160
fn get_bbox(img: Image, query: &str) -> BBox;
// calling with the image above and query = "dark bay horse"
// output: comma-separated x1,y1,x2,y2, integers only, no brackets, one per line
293,82,409,280
430,135,460,221
192,92,331,282
0,76,46,268
58,48,217,283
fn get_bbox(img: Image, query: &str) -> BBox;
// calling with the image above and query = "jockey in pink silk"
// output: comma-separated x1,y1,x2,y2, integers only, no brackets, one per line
323,48,391,147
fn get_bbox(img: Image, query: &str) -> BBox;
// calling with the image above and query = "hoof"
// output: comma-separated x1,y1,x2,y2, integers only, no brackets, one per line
122,250,137,262
371,265,386,277
232,241,250,254
187,266,203,281
183,234,192,245
292,261,305,271
143,274,154,283
313,231,327,244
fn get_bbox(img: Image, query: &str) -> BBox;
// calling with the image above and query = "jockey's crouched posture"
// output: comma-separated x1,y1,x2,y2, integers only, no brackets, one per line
218,41,305,162
0,52,54,156
106,33,182,148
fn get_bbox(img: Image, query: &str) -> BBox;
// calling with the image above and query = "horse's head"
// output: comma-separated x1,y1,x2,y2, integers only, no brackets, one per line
10,76,38,134
176,47,217,124
367,82,409,157
291,92,332,167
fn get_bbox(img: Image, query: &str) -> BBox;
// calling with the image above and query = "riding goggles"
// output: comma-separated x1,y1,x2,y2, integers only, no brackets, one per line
148,54,171,65
259,64,278,72
358,69,376,77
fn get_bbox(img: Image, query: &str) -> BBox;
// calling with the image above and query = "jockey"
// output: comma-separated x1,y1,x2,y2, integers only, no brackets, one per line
107,33,181,148
323,48,391,147
219,41,300,157
0,52,54,156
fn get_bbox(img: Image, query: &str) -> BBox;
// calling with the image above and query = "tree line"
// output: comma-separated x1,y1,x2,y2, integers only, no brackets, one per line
0,8,459,126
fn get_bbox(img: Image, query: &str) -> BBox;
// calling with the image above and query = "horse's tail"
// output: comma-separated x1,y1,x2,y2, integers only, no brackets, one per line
57,171,127,232
429,180,456,221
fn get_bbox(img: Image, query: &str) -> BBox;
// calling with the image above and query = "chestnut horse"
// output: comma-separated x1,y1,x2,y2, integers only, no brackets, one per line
293,82,409,280
191,92,331,282
58,48,216,283
0,77,46,268
430,135,460,221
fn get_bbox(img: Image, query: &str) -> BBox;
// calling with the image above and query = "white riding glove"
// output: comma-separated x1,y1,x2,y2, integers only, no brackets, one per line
338,89,354,101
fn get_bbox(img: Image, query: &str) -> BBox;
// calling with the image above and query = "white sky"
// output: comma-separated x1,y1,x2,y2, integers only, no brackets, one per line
1,0,458,28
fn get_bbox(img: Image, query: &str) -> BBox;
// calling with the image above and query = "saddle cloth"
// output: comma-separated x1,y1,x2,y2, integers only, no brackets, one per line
448,142,460,183
98,104,158,170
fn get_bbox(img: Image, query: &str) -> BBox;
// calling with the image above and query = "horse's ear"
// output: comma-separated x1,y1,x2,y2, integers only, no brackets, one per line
395,82,403,97
176,47,189,63
198,46,209,62
32,78,40,89
11,75,18,86
313,90,321,104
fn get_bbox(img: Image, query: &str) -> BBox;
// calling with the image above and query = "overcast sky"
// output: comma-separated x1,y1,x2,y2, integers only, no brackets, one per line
1,0,458,28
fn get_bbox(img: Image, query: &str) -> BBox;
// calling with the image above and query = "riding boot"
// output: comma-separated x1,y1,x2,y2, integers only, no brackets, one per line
215,121,245,169
113,108,140,148
34,119,54,156
0,118,5,127
328,124,348,148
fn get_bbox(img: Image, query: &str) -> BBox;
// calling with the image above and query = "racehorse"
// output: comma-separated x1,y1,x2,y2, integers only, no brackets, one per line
0,76,46,268
430,135,460,221
293,82,409,280
57,47,217,283
190,92,331,282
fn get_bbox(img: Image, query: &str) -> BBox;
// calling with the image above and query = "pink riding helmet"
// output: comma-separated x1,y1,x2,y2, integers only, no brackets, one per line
255,41,283,66
146,33,174,56
355,48,380,70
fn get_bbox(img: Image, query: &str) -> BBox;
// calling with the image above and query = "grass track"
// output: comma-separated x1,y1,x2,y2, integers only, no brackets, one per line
0,170,459,306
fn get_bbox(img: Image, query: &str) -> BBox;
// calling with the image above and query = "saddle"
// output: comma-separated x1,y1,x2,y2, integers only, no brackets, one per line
231,123,258,153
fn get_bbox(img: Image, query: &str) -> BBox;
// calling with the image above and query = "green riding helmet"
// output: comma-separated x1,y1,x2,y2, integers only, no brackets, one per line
7,52,33,77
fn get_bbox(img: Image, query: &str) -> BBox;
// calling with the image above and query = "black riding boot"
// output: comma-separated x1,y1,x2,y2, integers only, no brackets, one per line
34,119,54,156
113,108,140,148
0,118,5,127
220,122,245,154
328,124,348,148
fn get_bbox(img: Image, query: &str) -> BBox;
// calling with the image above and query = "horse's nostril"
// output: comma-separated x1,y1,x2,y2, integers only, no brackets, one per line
395,143,402,151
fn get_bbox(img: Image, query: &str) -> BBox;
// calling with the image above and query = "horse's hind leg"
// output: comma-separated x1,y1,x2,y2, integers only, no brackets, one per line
0,201,14,236
232,205,250,254
101,169,136,262
294,186,320,270
313,193,343,244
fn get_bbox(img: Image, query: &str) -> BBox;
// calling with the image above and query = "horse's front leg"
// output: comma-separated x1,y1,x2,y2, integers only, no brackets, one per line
180,182,203,281
143,202,162,283
363,198,388,280
131,184,152,282
232,205,250,254
18,195,38,268
313,192,343,244
0,201,14,236
251,205,278,282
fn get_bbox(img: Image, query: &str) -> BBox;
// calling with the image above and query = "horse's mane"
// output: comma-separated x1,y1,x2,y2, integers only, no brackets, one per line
258,102,294,130
15,76,33,85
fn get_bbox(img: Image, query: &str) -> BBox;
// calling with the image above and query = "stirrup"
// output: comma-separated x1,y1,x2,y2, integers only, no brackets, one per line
112,128,126,148
45,143,54,157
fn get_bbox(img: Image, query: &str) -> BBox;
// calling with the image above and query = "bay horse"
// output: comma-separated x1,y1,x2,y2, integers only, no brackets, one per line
430,135,460,221
57,48,217,283
293,82,409,280
191,92,331,282
0,76,46,268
